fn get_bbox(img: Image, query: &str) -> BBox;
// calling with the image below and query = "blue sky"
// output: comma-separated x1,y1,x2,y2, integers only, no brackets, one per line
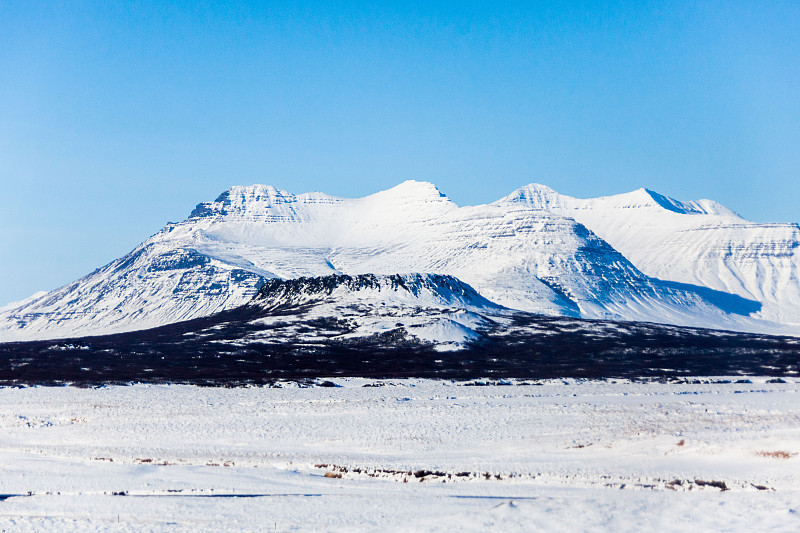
1,1,799,305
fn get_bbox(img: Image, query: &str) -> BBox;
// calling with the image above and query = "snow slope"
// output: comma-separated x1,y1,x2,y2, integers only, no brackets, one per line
0,181,790,341
500,184,800,328
0,246,266,341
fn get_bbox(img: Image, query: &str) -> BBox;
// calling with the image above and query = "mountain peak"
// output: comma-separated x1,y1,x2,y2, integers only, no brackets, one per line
495,183,562,209
381,180,448,199
190,184,297,218
215,184,295,207
495,183,740,219
636,188,740,217
639,188,694,214
222,184,292,200
361,181,454,211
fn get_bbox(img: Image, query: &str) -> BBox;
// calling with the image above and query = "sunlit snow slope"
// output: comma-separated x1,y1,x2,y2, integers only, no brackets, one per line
0,181,792,341
500,184,800,328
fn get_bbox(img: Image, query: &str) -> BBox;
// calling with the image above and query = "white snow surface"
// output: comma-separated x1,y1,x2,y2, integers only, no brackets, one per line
0,379,798,531
500,184,800,328
1,181,796,341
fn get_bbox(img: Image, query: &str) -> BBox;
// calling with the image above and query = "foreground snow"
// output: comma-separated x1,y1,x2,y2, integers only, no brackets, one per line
0,378,798,531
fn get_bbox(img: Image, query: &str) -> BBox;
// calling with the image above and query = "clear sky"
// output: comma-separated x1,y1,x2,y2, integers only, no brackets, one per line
1,1,799,306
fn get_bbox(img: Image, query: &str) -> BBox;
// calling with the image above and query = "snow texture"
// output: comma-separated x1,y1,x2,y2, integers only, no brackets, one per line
0,378,797,531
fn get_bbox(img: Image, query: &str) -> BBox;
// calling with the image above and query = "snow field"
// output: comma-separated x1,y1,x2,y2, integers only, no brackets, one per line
0,378,798,531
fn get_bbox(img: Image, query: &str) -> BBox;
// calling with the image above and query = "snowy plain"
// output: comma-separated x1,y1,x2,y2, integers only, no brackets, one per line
0,378,798,531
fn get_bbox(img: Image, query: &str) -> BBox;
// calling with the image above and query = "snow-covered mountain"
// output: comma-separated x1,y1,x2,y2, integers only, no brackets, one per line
500,184,800,328
4,272,799,383
0,181,793,341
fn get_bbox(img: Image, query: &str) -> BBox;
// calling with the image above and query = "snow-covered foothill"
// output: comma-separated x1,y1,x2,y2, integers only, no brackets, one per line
247,273,503,349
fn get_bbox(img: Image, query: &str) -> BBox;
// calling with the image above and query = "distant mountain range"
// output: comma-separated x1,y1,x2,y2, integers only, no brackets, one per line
1,181,798,343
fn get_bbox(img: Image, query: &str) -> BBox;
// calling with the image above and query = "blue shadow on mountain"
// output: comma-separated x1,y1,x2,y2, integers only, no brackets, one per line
657,279,762,316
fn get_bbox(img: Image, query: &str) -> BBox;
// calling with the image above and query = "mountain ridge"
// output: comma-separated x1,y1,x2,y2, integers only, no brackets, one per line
1,181,796,341
501,184,800,326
